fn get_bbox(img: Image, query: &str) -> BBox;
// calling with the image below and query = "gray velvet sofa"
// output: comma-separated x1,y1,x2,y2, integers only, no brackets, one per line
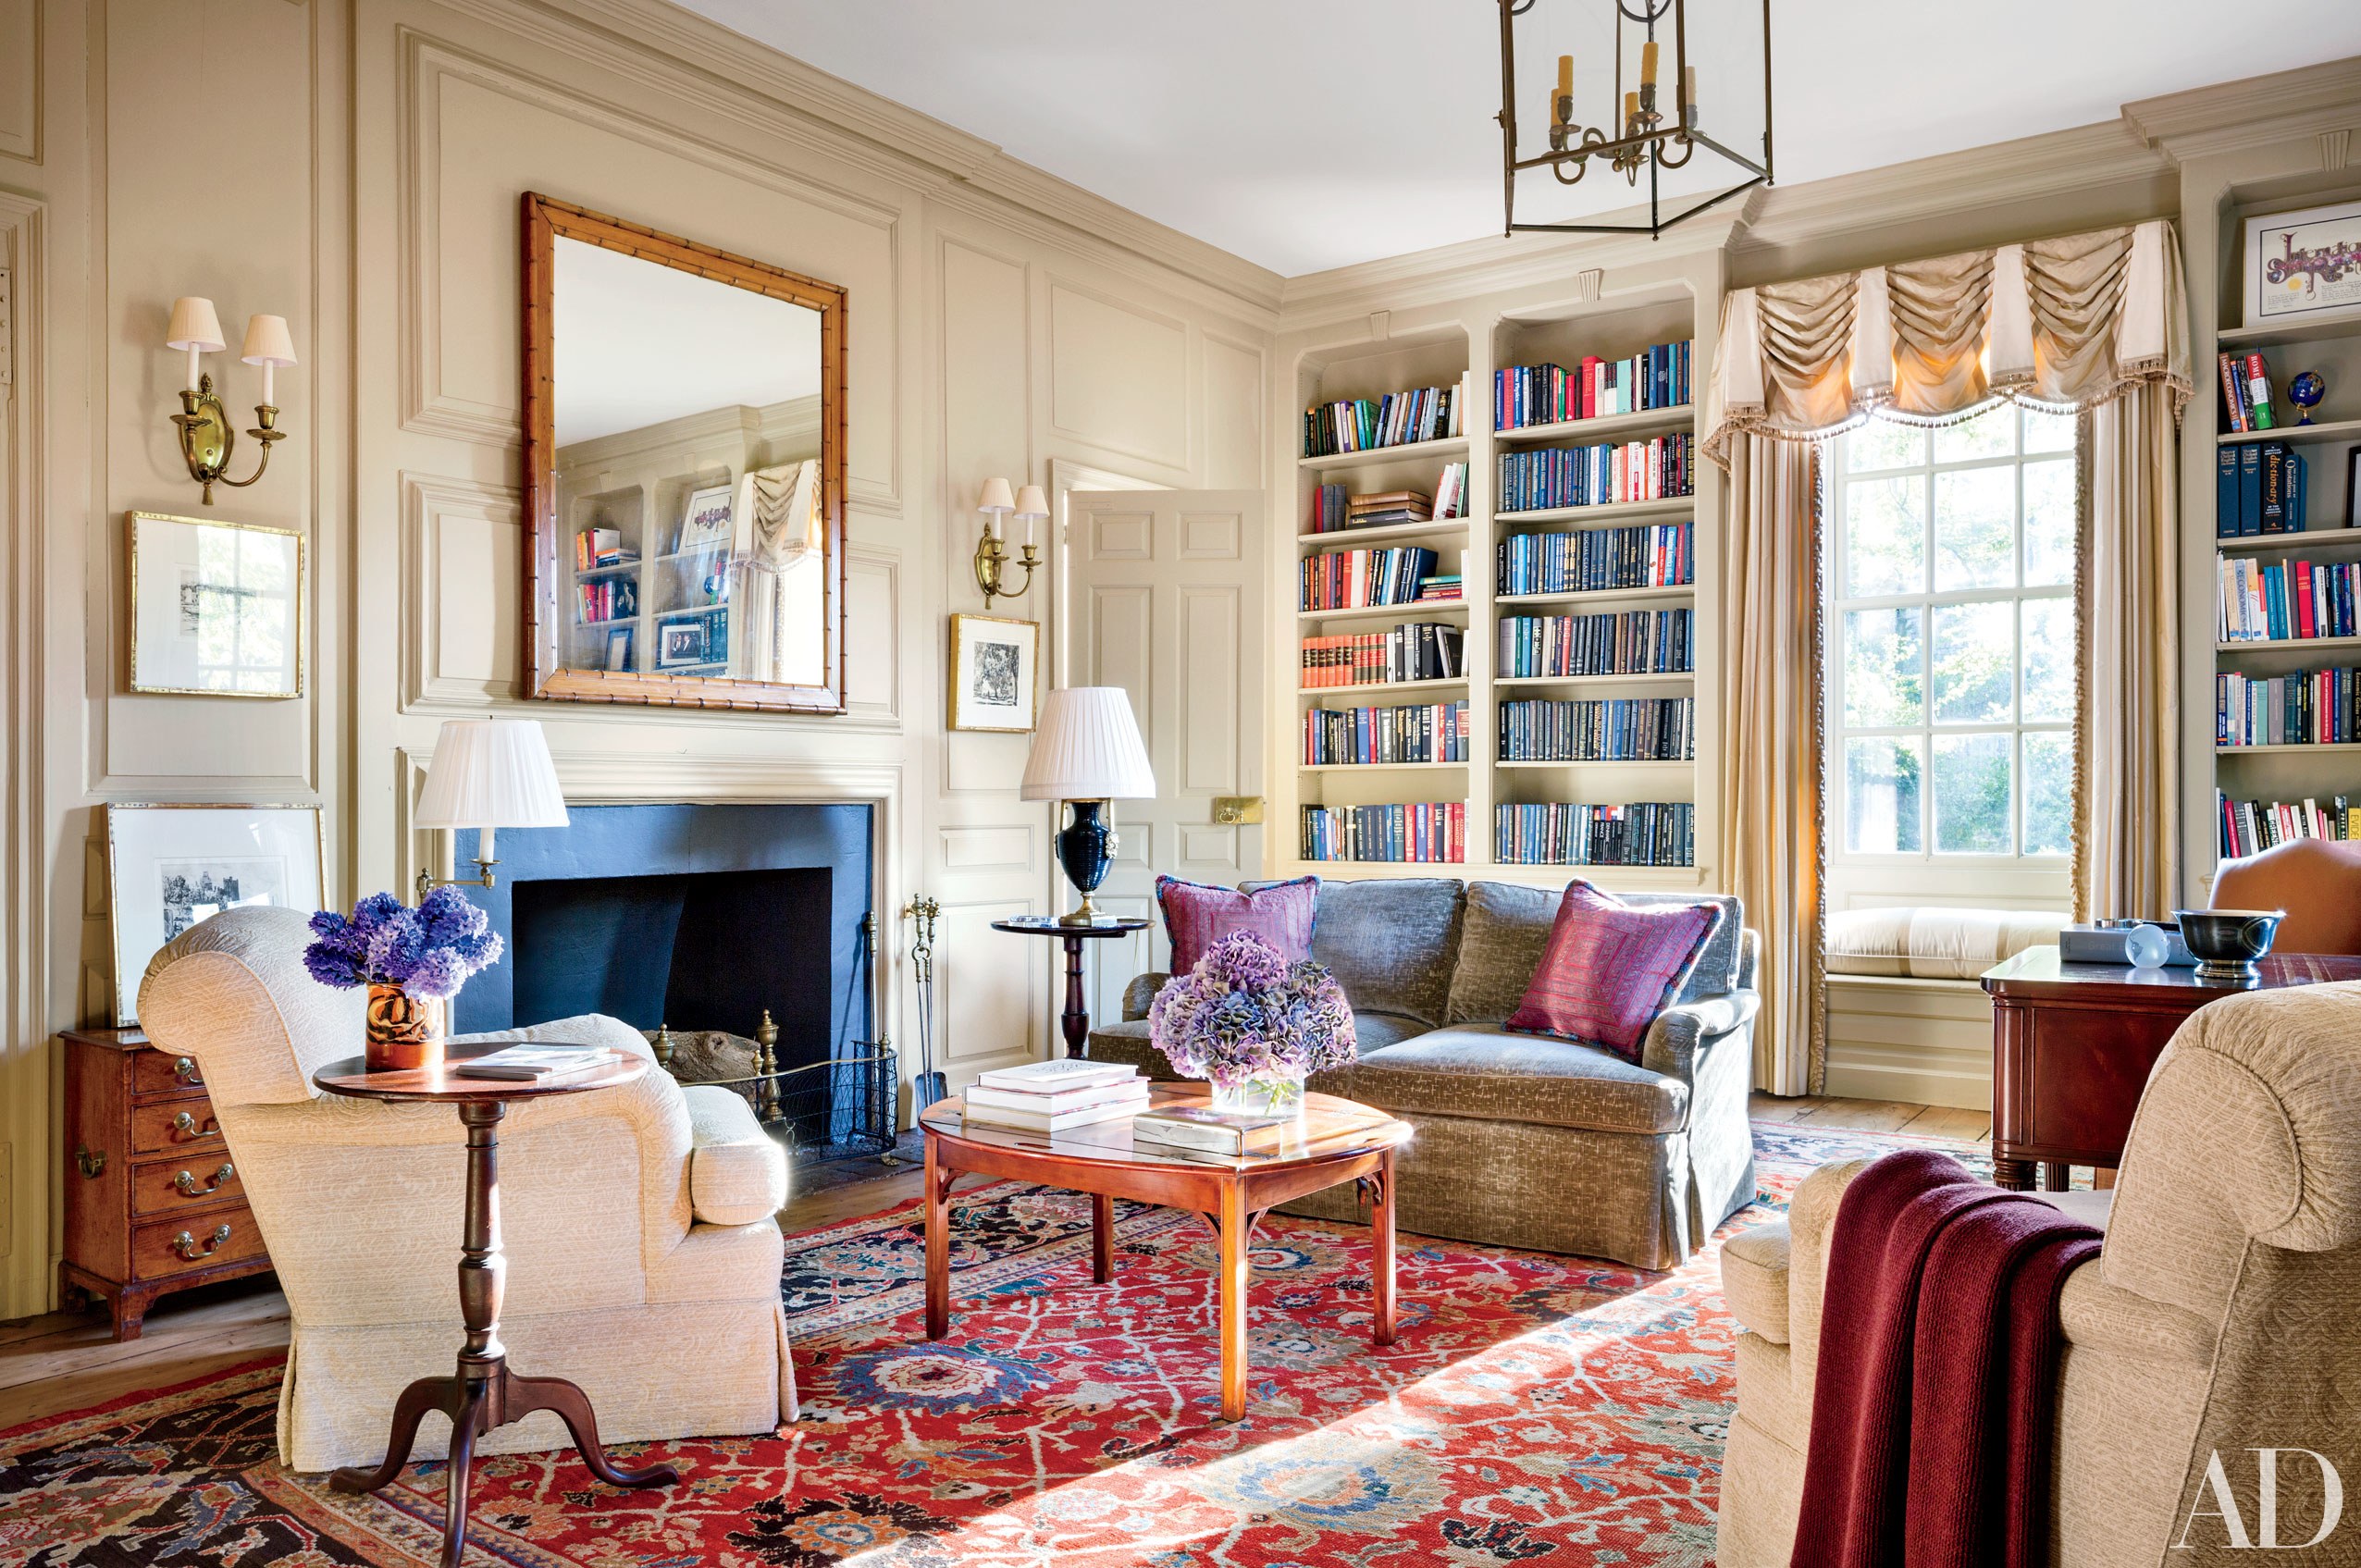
1088,878,1761,1270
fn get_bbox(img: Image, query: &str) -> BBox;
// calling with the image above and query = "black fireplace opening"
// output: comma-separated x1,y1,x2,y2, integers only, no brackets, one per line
510,866,833,1067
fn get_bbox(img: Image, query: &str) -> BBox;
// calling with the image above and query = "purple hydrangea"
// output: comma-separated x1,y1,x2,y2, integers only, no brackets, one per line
1148,931,1356,1089
303,885,503,1001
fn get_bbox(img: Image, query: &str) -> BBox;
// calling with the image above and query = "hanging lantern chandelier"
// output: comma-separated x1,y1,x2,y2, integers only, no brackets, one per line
1496,0,1774,239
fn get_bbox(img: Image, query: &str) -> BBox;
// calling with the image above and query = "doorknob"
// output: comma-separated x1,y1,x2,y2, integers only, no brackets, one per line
1212,796,1265,825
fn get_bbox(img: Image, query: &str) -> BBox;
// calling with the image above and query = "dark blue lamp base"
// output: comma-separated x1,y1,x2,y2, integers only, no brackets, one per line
1055,800,1116,925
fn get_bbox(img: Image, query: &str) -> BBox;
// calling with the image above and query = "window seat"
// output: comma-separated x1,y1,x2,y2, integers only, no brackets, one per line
1823,905,2064,981
1821,906,2065,1112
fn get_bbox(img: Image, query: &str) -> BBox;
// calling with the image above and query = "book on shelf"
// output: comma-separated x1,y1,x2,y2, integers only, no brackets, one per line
2244,352,2278,431
1300,801,1466,864
1417,574,1464,601
1499,607,1693,677
576,575,638,624
2218,791,2353,858
1498,432,1694,513
1130,1103,1294,1156
1299,545,1440,611
1497,697,1694,762
1345,489,1434,529
2219,352,2251,434
2219,440,2314,537
1434,463,1469,520
1301,384,1462,459
1299,623,1465,687
575,528,639,571
2217,555,2359,642
2218,667,2361,747
1494,340,1693,431
1495,801,1696,867
453,1043,622,1082
1302,700,1469,766
1498,523,1693,596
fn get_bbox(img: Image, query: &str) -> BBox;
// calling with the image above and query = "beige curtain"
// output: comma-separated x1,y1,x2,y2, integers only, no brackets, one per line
1720,434,1825,1094
1705,220,2191,1093
2077,382,2182,920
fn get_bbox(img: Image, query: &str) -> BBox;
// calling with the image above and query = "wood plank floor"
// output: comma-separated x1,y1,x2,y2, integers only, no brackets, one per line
0,1093,1980,1432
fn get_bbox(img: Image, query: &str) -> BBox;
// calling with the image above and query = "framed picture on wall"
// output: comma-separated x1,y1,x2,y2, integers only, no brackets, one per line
2243,200,2361,328
127,512,303,698
948,613,1040,733
106,803,325,1026
676,484,735,553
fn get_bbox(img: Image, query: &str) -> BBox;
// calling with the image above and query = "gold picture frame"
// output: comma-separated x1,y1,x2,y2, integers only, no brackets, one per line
127,510,305,698
948,613,1039,733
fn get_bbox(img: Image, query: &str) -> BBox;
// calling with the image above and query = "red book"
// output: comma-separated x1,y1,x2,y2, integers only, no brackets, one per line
2297,560,2318,638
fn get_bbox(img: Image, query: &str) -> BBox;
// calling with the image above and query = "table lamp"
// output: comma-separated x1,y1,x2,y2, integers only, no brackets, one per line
413,718,571,902
1020,687,1156,925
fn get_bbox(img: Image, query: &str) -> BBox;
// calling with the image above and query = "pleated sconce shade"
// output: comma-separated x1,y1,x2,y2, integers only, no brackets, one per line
414,719,572,830
1020,688,1156,801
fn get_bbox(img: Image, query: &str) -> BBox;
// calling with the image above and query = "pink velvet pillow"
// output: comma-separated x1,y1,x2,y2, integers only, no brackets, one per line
1506,881,1724,1063
1156,875,1316,975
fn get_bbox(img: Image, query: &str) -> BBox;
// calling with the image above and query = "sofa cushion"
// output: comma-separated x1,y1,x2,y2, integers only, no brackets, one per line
1448,880,1744,1025
1348,1023,1687,1135
1507,882,1724,1063
1156,874,1316,975
1256,877,1466,1026
1721,1220,1792,1343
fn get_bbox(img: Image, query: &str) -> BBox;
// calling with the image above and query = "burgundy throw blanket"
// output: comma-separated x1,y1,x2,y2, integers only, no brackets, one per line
1788,1149,2102,1568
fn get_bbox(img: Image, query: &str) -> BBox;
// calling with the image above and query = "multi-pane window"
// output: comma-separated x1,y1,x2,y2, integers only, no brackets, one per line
1826,401,2076,860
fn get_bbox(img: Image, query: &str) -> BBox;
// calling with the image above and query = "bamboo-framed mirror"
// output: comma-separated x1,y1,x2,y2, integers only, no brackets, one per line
522,192,847,712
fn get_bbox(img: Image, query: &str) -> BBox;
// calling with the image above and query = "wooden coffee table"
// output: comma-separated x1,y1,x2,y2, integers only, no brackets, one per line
919,1083,1411,1421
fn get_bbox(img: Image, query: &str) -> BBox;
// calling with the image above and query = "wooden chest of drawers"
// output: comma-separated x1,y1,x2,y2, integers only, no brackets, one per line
62,1027,274,1339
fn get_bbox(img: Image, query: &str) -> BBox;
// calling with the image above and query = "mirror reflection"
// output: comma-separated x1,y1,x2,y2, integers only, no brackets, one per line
550,234,828,686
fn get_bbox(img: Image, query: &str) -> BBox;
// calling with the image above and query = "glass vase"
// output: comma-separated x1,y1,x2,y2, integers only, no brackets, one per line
365,982,446,1073
1211,1070,1308,1120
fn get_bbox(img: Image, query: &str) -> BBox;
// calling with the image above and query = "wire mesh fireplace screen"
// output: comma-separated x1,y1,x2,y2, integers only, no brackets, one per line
679,1045,898,1165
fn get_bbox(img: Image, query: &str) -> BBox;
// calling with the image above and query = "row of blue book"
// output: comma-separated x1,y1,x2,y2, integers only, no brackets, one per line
1499,609,1693,678
2215,441,2319,537
1498,523,1692,596
1497,433,1694,513
2218,667,2361,747
1301,801,1466,864
1499,697,1693,762
1301,701,1470,766
1495,801,1695,867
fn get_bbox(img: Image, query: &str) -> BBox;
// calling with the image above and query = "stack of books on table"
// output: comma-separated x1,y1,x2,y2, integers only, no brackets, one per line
453,1043,622,1082
960,1058,1149,1132
1131,1103,1294,1156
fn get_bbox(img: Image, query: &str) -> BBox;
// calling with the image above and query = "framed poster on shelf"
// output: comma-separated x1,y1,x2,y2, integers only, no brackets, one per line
676,484,735,553
106,802,325,1026
2244,200,2361,328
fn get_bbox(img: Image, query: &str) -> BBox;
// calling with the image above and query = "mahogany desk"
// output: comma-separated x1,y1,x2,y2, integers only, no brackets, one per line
1980,945,2361,1190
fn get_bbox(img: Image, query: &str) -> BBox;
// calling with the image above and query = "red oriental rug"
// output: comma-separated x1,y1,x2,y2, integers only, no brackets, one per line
0,1120,1982,1567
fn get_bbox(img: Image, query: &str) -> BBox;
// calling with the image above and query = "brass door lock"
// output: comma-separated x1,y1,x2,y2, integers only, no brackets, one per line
1211,796,1265,825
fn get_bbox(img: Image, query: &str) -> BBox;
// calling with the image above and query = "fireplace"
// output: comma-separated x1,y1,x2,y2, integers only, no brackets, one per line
449,803,879,1145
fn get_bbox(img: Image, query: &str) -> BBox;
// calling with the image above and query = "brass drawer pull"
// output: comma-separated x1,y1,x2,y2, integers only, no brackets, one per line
173,1055,203,1086
172,1223,233,1261
174,1162,235,1197
170,1110,220,1141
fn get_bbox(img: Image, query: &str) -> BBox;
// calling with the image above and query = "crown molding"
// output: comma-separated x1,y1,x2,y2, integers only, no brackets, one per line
2122,56,2361,159
492,0,1284,319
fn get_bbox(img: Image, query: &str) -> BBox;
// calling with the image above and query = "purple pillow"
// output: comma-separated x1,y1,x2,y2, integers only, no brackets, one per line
1156,875,1316,976
1506,881,1724,1064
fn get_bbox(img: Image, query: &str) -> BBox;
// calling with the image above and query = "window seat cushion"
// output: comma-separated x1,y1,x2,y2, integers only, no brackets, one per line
1823,906,2064,981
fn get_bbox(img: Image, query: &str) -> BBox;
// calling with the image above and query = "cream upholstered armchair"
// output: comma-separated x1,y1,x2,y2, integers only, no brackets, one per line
136,905,797,1474
1715,982,2361,1566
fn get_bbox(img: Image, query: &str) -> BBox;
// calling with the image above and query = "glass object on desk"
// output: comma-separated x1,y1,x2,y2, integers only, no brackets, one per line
2121,923,2170,969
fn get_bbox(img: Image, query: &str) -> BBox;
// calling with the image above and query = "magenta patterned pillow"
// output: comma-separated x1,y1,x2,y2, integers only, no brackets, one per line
1156,875,1316,975
1505,881,1724,1063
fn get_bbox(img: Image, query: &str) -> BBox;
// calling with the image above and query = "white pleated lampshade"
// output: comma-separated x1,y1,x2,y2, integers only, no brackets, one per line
240,314,298,367
977,476,1016,515
1012,484,1049,521
414,719,571,830
166,296,227,352
1020,687,1156,801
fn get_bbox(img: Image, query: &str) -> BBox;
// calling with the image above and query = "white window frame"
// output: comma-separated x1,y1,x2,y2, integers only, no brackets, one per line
1825,403,2076,868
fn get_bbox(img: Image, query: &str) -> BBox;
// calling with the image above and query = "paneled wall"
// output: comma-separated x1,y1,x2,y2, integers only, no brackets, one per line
0,0,1275,1321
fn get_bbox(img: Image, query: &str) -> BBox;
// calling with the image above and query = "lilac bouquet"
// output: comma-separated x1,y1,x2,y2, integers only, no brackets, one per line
1147,931,1356,1113
304,887,504,1001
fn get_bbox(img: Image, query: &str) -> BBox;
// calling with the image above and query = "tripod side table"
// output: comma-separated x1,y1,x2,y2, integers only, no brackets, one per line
992,916,1152,1057
312,1043,678,1567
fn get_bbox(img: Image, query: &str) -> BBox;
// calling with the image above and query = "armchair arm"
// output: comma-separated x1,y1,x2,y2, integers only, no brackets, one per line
683,1085,787,1226
1122,972,1171,1022
1641,987,1761,1079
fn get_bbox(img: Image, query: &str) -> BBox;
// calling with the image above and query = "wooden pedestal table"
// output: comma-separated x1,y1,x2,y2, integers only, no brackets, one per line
990,916,1153,1058
920,1082,1411,1421
313,1043,678,1568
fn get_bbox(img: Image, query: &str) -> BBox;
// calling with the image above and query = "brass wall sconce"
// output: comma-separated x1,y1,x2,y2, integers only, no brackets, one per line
972,476,1048,610
166,296,297,504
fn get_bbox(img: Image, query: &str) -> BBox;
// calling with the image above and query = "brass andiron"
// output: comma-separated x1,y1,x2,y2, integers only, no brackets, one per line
650,1023,675,1072
754,1008,781,1121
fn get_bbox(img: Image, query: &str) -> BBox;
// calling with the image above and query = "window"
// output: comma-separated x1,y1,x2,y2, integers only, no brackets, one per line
1826,401,2076,861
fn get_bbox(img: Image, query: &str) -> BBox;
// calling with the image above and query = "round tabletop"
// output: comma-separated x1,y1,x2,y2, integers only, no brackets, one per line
920,1081,1408,1175
313,1040,650,1104
991,917,1151,940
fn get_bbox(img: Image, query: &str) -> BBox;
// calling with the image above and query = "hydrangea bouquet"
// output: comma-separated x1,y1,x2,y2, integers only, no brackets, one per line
1147,930,1356,1117
305,887,504,1068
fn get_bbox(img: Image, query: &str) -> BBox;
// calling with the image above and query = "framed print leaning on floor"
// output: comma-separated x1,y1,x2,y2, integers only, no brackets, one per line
106,803,325,1026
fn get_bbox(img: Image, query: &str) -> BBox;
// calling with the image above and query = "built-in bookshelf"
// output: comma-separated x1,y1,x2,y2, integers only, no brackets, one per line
2204,185,2361,863
1278,273,1721,885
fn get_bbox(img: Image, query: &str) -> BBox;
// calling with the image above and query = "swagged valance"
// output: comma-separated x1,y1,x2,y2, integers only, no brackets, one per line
1703,218,2191,465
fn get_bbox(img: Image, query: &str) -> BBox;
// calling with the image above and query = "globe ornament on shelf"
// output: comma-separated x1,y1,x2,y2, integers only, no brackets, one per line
2288,370,2326,426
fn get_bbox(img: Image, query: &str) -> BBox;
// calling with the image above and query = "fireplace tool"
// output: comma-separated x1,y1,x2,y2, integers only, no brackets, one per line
905,895,945,1111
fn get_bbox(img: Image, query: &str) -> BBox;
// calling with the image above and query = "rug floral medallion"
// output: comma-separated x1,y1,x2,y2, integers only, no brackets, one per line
0,1123,1981,1567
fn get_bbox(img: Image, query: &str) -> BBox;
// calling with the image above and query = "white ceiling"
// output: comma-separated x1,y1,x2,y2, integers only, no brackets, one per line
553,236,822,446
675,0,2361,277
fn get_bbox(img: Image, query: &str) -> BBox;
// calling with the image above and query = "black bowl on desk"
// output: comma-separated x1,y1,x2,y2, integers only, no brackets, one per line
2170,908,2286,986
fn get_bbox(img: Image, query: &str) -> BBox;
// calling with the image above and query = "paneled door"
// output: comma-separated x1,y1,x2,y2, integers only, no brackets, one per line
1063,491,1266,1024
